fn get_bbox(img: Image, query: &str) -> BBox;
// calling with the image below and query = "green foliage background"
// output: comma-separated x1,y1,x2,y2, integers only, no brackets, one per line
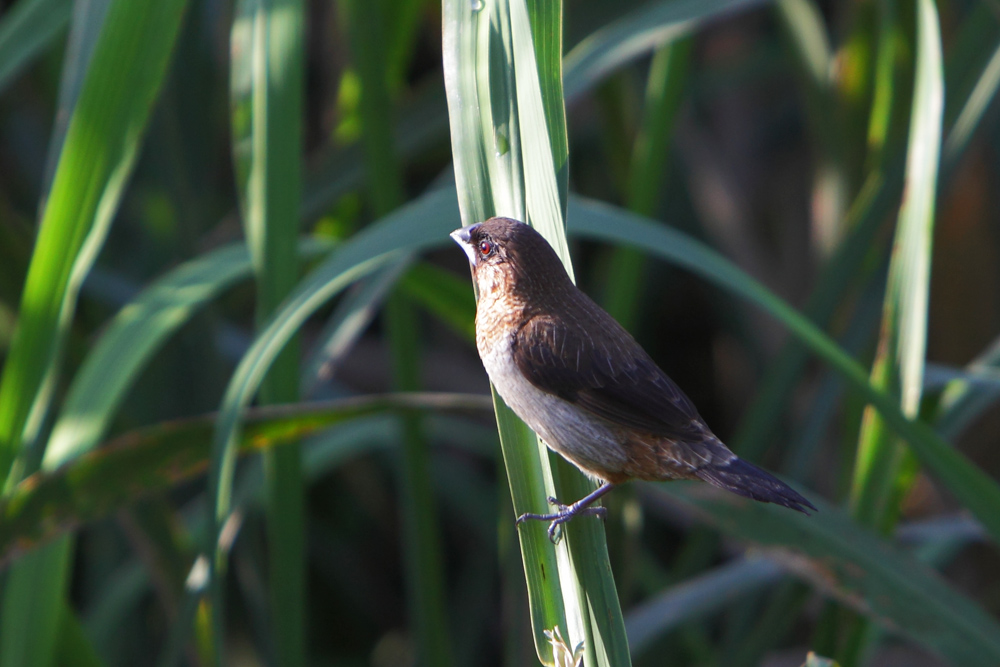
0,0,998,665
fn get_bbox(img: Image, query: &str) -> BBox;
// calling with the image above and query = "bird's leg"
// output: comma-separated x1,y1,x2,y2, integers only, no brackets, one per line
516,482,615,543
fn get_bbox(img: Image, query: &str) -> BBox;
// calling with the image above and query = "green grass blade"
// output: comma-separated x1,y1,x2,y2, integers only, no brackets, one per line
650,485,1000,666
443,1,569,663
775,0,847,250
525,0,568,211
446,1,632,663
849,0,943,532
602,39,691,329
0,539,74,667
40,0,111,196
302,261,411,392
230,1,306,663
0,0,71,94
441,0,494,225
83,561,151,660
55,602,108,667
864,0,903,172
0,0,188,486
943,38,1000,168
385,290,454,667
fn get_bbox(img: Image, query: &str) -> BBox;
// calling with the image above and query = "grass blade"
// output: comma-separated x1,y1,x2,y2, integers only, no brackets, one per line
0,0,188,487
944,37,1000,168
40,0,112,196
602,39,691,329
230,0,307,662
849,0,943,534
302,261,412,392
935,337,1000,440
445,1,633,663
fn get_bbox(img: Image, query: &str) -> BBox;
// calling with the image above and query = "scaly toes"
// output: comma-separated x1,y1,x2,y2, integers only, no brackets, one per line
587,506,608,520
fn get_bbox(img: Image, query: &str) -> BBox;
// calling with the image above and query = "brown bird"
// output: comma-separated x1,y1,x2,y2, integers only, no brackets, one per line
451,217,815,540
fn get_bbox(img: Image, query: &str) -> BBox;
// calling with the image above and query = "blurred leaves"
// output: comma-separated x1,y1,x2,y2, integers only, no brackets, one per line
0,393,491,568
652,483,1000,667
0,0,188,665
0,0,72,93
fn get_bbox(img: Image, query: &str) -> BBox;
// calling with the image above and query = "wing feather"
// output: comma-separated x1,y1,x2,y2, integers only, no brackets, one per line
511,308,704,441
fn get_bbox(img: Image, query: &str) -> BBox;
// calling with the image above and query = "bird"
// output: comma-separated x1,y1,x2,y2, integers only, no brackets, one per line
450,217,816,541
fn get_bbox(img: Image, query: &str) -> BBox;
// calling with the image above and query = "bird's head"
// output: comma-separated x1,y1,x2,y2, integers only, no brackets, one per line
450,217,572,299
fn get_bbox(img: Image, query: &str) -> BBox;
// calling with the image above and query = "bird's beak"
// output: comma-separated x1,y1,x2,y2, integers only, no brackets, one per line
450,224,479,265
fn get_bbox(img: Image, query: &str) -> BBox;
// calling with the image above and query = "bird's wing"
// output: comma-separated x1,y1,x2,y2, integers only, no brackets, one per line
511,311,705,440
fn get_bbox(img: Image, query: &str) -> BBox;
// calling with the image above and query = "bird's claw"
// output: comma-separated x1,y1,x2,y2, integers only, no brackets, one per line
516,499,608,544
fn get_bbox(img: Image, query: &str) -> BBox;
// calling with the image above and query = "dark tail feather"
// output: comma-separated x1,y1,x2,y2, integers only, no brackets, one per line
695,458,817,515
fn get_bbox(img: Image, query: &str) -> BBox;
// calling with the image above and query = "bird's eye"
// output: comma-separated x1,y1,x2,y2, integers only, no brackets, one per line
478,239,494,256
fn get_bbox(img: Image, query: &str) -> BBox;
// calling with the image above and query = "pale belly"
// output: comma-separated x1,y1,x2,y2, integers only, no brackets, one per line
478,333,630,479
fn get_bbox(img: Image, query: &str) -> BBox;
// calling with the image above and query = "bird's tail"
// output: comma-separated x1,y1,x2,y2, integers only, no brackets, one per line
695,457,817,514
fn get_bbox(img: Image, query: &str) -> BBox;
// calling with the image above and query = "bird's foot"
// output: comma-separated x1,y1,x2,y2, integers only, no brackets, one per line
516,496,608,543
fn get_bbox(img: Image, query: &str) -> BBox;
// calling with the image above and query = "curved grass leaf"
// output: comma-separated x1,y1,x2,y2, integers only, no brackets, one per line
230,1,307,662
302,260,412,393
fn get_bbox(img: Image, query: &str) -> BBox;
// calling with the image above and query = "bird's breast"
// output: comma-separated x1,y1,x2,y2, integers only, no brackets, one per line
475,308,631,480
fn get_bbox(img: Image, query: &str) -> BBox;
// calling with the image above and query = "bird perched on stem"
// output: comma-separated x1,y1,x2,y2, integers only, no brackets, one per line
451,217,816,541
